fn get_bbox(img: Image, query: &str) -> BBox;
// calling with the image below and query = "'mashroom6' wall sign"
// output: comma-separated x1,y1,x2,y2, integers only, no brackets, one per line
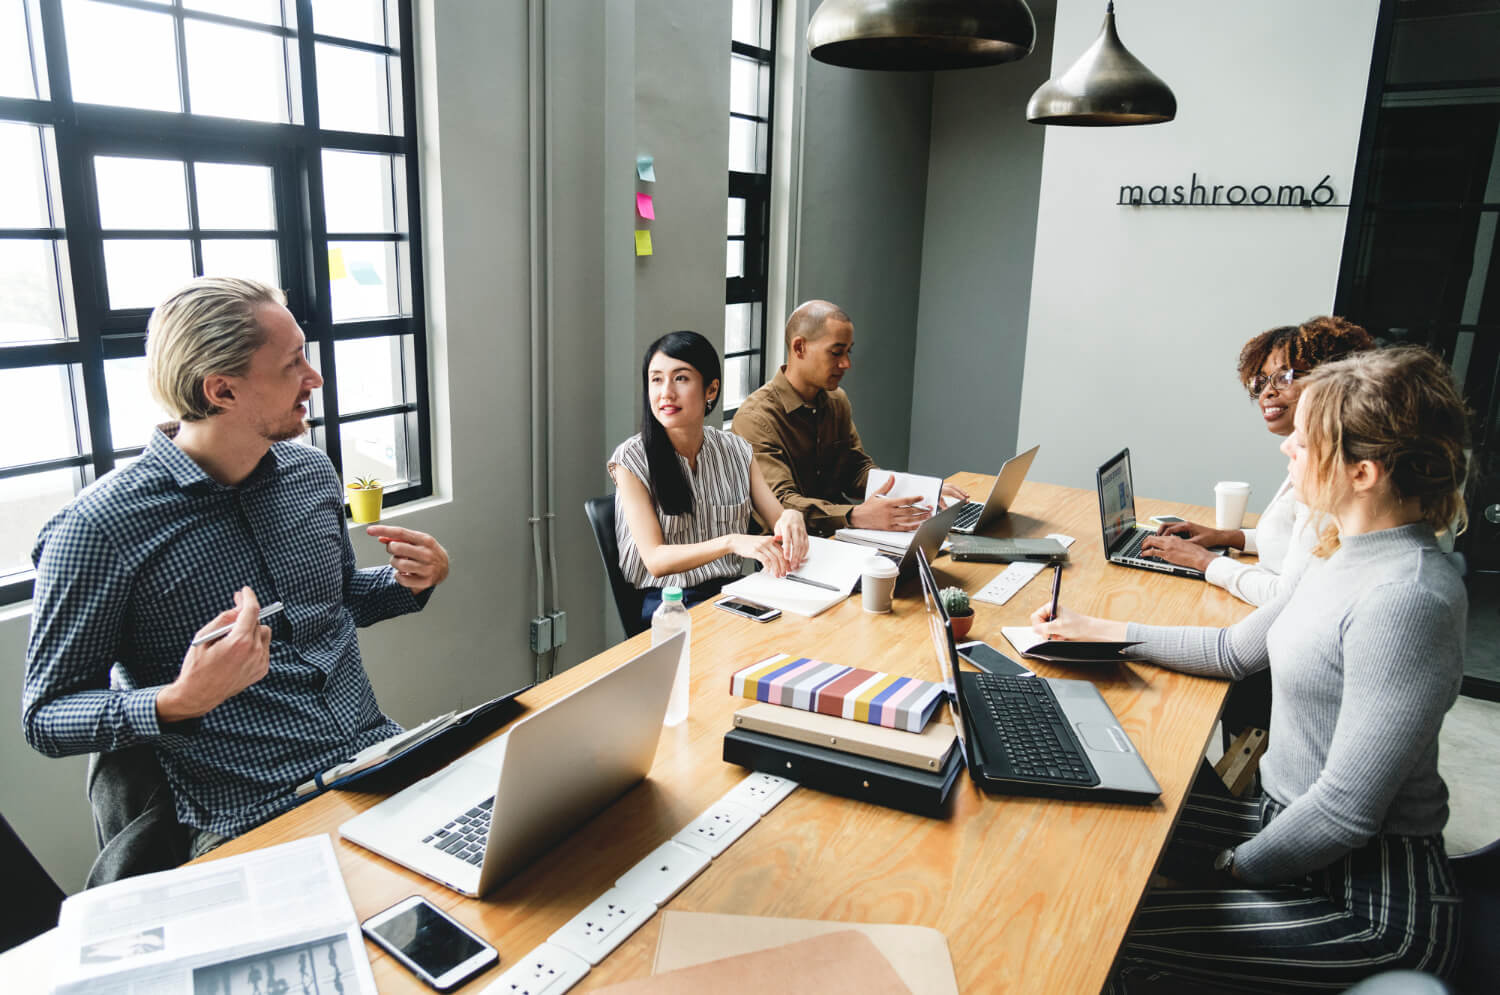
1117,173,1342,208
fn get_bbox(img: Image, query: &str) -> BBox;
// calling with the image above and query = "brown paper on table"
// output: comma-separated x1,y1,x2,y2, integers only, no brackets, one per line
649,910,958,995
593,929,910,994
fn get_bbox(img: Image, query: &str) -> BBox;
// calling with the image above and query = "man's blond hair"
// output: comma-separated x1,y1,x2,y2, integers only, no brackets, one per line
146,277,286,421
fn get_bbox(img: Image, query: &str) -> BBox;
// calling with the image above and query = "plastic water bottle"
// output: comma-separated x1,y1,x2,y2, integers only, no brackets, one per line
651,587,692,726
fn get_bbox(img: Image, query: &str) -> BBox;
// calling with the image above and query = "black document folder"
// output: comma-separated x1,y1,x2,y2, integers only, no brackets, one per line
723,727,962,818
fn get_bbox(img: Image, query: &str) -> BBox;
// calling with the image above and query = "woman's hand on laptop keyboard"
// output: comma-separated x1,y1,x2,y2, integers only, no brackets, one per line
1139,533,1218,572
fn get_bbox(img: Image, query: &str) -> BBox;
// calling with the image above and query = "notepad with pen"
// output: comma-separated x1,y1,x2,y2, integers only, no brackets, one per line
730,654,944,732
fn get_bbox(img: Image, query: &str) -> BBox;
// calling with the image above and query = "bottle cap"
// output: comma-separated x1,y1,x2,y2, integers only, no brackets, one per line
663,586,684,602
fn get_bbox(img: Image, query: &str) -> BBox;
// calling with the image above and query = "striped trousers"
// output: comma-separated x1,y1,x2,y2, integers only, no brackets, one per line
1104,781,1463,994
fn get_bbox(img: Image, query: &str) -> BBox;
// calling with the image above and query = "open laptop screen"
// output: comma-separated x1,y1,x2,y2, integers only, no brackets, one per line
1097,449,1137,551
916,548,971,767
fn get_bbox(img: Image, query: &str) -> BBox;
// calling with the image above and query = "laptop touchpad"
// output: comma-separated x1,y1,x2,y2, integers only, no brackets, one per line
1076,722,1132,753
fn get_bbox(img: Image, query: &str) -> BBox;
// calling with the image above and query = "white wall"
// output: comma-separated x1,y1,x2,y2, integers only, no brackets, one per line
1016,0,1380,508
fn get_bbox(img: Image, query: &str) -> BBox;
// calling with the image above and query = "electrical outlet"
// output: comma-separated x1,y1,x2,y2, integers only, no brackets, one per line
479,942,588,995
547,886,656,966
548,609,567,647
615,839,711,906
672,798,759,858
529,616,553,653
720,771,798,816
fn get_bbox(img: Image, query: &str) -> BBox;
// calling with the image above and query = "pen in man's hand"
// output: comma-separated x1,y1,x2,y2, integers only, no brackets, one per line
1048,564,1062,622
192,601,284,646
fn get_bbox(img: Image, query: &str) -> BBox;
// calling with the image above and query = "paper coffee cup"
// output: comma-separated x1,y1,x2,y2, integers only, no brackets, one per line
861,556,900,614
1214,481,1252,531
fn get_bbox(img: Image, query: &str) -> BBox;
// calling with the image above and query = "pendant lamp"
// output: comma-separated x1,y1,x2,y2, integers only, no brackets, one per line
807,0,1037,71
1026,2,1175,126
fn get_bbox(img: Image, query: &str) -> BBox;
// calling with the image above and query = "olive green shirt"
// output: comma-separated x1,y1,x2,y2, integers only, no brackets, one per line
730,368,875,536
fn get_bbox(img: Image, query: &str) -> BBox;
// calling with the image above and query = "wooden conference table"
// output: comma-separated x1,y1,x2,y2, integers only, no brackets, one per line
207,476,1256,993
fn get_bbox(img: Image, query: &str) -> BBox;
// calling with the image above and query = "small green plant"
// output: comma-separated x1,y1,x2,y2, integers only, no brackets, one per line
939,586,972,617
347,476,383,490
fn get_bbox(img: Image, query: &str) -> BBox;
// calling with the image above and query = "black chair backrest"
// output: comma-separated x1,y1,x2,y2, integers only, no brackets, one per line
1452,837,1500,993
1,814,66,952
585,495,646,638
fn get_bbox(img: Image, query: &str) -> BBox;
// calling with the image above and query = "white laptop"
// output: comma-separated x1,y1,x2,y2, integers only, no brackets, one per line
949,444,1041,535
340,633,683,897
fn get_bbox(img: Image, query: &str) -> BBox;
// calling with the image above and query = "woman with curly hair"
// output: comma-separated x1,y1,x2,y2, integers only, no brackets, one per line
1036,346,1469,993
1141,315,1373,606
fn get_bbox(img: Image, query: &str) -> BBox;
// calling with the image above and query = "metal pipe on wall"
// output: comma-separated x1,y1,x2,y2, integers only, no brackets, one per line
527,0,549,684
543,0,562,681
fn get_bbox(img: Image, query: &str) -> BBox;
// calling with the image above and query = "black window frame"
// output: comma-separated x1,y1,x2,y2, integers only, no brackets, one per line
0,0,432,606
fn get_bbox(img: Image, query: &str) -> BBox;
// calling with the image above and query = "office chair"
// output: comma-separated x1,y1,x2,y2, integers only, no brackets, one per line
1450,836,1500,993
585,495,647,638
1,813,66,952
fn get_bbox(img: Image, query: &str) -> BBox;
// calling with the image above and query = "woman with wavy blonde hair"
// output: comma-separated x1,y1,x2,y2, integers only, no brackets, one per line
1034,346,1470,993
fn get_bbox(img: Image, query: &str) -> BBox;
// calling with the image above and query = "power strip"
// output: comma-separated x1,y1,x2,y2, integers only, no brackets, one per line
972,534,1077,607
481,771,798,994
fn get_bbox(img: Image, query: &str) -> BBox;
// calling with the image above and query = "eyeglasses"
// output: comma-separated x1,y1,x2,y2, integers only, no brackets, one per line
1246,368,1309,398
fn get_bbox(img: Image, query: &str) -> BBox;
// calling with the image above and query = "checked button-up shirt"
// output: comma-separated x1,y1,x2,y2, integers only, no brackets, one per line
23,428,427,838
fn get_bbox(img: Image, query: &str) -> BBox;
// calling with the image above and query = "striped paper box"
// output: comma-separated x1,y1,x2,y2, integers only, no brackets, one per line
729,654,943,733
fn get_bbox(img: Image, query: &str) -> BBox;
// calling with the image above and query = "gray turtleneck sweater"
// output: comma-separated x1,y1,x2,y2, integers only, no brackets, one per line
1126,524,1466,885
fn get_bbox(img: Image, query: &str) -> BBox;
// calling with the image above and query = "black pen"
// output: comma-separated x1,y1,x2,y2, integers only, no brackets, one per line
1048,564,1062,622
785,573,840,592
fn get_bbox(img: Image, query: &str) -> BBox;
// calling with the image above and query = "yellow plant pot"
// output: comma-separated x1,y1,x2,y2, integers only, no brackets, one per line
346,485,384,524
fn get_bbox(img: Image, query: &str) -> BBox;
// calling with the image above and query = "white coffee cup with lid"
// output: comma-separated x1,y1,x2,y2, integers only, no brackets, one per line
861,556,900,613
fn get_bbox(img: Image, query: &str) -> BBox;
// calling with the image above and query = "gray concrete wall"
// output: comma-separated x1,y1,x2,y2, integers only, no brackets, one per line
906,15,1055,478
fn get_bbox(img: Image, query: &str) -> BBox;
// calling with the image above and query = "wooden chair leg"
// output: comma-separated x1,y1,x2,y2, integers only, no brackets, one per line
1213,727,1267,797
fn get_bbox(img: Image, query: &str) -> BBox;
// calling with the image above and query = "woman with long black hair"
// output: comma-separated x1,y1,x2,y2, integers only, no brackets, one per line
610,330,808,624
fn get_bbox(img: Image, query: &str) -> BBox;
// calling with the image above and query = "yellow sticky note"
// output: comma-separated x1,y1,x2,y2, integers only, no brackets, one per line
634,230,653,256
328,247,348,280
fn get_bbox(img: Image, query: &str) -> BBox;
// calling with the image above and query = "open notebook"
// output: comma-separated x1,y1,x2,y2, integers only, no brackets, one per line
721,536,874,616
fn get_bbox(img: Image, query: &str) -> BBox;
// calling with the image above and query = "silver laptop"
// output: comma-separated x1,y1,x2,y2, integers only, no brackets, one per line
886,499,964,577
340,633,683,897
949,444,1041,535
1096,448,1207,580
917,549,1160,802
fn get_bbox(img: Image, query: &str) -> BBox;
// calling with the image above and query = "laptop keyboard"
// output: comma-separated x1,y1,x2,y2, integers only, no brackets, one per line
973,675,1094,783
951,501,984,532
1118,528,1152,561
423,796,494,866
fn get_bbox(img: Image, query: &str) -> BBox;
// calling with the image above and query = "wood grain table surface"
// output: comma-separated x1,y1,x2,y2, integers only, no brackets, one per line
204,477,1257,993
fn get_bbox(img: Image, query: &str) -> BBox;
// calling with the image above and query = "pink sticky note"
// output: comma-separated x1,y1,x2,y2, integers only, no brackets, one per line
636,193,655,220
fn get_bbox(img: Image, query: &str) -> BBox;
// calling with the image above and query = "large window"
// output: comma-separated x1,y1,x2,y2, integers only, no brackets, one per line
0,0,430,605
723,0,776,416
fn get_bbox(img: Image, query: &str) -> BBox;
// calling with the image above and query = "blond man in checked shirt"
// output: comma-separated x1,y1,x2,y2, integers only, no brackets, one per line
23,277,449,859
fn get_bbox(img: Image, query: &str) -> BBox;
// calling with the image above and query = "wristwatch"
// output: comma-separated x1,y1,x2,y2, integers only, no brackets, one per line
1214,847,1236,877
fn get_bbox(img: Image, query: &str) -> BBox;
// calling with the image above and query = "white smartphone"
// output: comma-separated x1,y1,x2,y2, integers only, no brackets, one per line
361,895,498,991
715,596,781,622
956,640,1035,678
1148,515,1186,526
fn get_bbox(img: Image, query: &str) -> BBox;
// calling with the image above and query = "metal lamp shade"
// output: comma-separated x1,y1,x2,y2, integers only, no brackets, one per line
1026,3,1175,126
807,0,1037,71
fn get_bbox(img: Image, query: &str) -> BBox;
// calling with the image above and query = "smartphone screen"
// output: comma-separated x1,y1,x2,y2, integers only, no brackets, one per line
365,899,492,986
957,640,1034,678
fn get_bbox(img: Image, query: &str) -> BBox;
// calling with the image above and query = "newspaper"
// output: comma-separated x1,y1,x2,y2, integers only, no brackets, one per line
50,835,375,995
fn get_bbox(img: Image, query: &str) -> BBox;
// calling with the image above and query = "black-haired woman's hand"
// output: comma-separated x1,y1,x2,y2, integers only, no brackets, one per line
730,533,790,577
773,510,808,571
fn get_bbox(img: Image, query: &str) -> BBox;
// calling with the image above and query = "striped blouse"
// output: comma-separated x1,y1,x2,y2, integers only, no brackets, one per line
608,427,752,590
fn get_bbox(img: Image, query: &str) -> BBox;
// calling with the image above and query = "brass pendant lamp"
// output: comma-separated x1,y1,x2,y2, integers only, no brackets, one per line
1026,2,1175,126
807,0,1037,71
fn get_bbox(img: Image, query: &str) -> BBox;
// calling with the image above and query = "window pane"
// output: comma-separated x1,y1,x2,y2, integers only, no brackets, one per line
316,43,401,135
1,0,41,100
312,0,390,46
0,468,78,577
0,240,68,343
728,117,767,173
334,335,406,413
730,55,767,117
723,356,752,411
185,20,291,123
185,0,287,27
201,239,279,286
725,302,754,354
329,241,407,321
95,156,189,231
727,197,746,237
731,0,767,48
64,0,181,113
195,162,276,230
103,239,193,310
322,150,403,233
0,365,82,467
726,240,744,278
0,122,50,228
104,357,173,450
340,413,404,489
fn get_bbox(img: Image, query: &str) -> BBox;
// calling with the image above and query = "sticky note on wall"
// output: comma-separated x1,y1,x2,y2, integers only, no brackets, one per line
328,247,348,280
636,193,655,220
635,230,653,256
637,155,655,182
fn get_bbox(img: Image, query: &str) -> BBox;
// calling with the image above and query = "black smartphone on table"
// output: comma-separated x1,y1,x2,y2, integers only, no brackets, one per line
362,895,498,991
957,639,1035,678
715,596,781,622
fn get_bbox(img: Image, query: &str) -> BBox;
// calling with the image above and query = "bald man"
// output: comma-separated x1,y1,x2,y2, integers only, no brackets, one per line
731,301,964,536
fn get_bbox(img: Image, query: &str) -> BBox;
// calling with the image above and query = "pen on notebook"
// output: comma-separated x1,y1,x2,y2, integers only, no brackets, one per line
192,601,284,646
1048,564,1062,622
785,573,840,592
